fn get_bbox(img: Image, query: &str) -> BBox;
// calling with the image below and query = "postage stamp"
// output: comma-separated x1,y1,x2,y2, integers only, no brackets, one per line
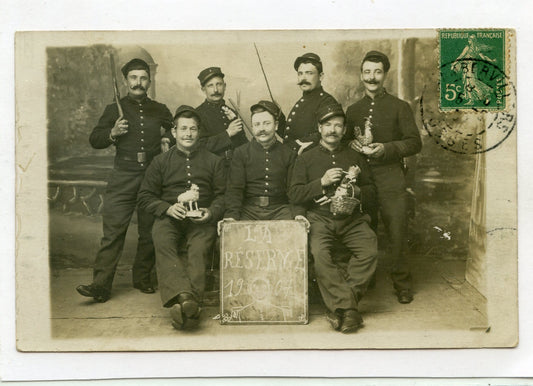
439,29,507,111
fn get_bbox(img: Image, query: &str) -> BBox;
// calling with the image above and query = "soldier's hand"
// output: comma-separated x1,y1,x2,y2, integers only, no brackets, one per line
166,203,187,220
367,142,385,158
111,116,128,138
190,208,212,224
226,119,243,137
321,168,344,187
297,140,313,155
294,215,311,232
161,138,171,153
349,139,364,153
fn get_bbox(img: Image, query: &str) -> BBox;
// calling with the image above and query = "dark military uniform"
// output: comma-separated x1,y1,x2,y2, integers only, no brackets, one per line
280,86,338,152
225,139,301,220
345,89,422,292
288,142,378,313
137,145,226,307
195,99,248,159
88,94,173,292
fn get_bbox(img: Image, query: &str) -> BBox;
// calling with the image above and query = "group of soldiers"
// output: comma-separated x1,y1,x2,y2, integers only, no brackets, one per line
76,49,422,334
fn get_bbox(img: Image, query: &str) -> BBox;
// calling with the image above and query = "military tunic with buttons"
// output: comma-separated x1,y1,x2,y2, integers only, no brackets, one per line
195,99,248,158
280,86,338,152
88,95,173,292
225,139,302,220
137,145,226,306
288,143,378,313
345,89,422,291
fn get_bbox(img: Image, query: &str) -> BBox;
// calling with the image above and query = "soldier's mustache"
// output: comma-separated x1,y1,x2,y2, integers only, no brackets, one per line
298,80,311,86
364,79,379,85
211,92,222,97
131,85,146,90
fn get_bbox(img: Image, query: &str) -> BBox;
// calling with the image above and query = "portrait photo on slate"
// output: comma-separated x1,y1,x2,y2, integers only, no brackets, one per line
14,29,517,351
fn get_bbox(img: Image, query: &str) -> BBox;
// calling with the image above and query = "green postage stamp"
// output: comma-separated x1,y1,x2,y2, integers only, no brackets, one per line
439,29,507,111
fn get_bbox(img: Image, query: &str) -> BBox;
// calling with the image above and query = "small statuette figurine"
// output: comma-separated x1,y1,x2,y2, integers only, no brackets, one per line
330,165,362,216
353,117,374,155
177,184,203,218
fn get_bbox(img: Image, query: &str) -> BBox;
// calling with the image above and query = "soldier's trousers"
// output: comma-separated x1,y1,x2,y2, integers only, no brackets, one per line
152,216,217,308
308,211,378,313
93,168,155,291
370,163,412,291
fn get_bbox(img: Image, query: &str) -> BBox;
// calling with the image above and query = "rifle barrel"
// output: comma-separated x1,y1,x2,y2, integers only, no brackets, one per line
254,43,275,102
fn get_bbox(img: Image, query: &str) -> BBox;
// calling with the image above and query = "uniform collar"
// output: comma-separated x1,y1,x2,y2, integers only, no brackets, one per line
124,94,150,104
318,141,345,154
203,98,226,108
364,88,388,101
172,144,201,158
303,85,325,96
251,138,280,151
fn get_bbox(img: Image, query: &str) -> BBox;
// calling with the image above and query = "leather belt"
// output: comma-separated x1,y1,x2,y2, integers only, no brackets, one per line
116,149,157,163
245,196,288,207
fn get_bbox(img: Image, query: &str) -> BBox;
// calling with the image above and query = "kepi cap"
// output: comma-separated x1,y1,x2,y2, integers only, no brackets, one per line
294,52,323,72
316,102,345,124
173,105,201,122
250,100,281,120
198,67,225,86
362,50,390,72
121,58,150,78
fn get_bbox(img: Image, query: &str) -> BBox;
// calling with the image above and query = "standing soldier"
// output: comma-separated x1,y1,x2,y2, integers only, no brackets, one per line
195,67,248,164
345,51,422,304
288,102,378,333
281,53,338,155
77,58,173,302
137,106,226,330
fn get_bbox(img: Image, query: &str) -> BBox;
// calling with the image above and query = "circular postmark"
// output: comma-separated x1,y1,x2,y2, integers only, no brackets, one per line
421,58,516,154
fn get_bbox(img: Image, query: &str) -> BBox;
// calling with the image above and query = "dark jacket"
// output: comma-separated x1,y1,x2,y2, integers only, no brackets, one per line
89,95,173,171
345,90,422,166
280,86,338,152
288,143,376,219
137,145,226,222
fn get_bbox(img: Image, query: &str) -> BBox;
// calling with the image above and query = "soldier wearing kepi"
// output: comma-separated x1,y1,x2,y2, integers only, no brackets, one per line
195,67,248,163
281,53,339,155
288,102,378,333
137,105,226,330
77,58,173,302
345,51,422,304
224,100,305,221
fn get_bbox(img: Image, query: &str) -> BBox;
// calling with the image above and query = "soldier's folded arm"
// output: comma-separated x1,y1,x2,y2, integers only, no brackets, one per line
89,103,119,149
288,158,324,204
137,157,171,218
381,101,422,162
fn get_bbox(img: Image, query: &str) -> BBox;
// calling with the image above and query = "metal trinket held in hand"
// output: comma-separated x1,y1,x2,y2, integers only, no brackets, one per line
177,184,203,218
353,117,374,155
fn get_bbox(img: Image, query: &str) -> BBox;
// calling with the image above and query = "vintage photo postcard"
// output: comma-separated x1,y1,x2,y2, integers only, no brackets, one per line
15,29,517,352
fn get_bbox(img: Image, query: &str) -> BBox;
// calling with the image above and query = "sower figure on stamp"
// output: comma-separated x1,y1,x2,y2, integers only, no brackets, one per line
195,67,248,166
288,102,378,333
280,53,339,155
345,51,422,304
137,106,226,330
223,100,307,224
77,58,173,302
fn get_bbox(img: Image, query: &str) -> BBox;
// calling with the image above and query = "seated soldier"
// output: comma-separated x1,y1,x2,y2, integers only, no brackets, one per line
288,102,378,333
137,105,226,330
224,100,305,222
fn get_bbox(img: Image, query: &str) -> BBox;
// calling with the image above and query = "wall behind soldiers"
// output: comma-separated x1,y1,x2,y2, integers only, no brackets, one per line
46,32,476,262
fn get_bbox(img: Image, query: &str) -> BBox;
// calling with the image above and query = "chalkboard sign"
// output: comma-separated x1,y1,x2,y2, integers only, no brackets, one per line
219,220,308,324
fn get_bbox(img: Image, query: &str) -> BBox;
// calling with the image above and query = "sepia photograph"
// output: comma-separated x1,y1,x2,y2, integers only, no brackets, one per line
15,28,517,353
